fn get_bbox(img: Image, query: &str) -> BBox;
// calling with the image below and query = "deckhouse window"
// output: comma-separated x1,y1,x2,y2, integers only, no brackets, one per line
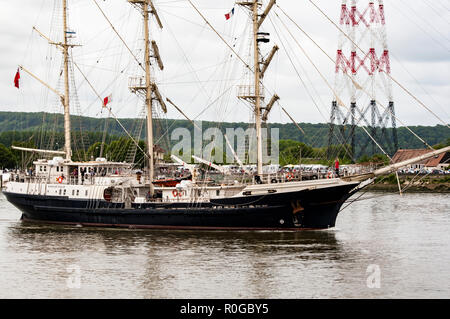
39,166,42,172
57,166,60,172
43,166,47,172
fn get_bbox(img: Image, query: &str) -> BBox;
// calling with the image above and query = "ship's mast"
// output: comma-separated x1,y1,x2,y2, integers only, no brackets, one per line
252,1,263,176
237,0,277,177
128,0,165,191
127,0,155,186
16,0,75,160
143,0,154,185
62,0,72,160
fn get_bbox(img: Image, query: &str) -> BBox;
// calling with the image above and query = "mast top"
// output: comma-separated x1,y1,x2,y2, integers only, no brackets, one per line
236,0,278,176
128,0,163,29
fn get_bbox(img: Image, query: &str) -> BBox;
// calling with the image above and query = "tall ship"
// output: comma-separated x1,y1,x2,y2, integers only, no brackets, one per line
3,0,449,230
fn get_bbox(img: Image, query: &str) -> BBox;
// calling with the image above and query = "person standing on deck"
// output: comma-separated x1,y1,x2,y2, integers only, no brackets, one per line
89,168,95,184
80,167,86,185
335,157,340,177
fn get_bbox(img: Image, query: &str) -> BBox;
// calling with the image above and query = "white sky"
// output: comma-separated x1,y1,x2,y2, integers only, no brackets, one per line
0,0,449,127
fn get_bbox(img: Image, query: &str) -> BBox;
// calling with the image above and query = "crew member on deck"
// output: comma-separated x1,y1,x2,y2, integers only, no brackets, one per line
335,157,340,177
80,167,86,185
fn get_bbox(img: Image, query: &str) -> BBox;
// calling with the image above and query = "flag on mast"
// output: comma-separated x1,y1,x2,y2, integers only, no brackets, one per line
103,94,112,107
13,68,20,89
225,7,235,20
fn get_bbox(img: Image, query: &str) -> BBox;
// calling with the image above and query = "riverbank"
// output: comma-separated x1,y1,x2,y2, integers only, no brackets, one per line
367,174,450,193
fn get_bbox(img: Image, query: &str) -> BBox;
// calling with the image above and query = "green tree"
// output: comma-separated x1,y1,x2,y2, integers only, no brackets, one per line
357,153,390,165
279,140,318,166
10,140,36,170
134,140,147,168
105,137,129,162
0,143,17,168
86,142,103,160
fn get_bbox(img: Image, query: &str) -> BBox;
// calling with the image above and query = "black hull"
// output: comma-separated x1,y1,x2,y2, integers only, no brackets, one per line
3,183,359,231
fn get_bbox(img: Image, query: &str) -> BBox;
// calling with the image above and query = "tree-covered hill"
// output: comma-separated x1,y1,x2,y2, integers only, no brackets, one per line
0,111,448,153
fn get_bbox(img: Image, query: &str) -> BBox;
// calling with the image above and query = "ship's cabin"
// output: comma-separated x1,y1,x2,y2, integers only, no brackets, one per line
33,157,132,185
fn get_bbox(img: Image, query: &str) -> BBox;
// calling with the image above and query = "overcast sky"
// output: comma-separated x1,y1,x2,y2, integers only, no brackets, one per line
0,0,449,128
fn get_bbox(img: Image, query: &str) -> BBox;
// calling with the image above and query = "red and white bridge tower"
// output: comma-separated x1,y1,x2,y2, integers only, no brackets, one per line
328,0,398,159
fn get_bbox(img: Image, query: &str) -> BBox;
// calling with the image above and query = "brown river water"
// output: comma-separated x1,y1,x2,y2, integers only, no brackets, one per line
0,191,448,298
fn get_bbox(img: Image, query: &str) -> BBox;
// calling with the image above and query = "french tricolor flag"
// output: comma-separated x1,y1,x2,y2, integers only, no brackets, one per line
225,7,235,20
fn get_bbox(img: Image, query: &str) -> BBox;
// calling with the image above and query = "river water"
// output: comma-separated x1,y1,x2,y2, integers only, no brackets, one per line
0,191,448,299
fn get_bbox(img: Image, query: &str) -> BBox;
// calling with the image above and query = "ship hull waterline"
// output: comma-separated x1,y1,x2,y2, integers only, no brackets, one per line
3,182,359,231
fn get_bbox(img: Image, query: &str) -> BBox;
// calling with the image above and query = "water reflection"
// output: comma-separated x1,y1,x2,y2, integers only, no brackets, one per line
1,191,448,298
7,223,343,255
4,223,355,298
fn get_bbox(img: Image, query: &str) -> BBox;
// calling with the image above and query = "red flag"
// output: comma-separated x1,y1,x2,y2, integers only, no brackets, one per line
14,69,20,89
225,13,230,20
103,94,112,107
